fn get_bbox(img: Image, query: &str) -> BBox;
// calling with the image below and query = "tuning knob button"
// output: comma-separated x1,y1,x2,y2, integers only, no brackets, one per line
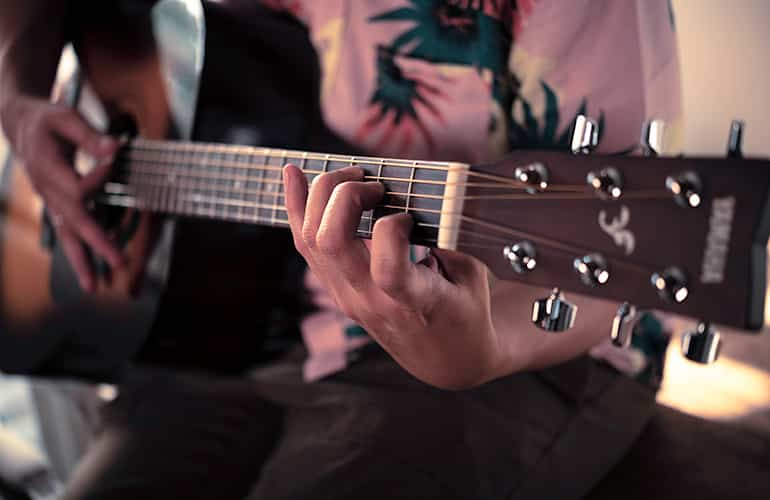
666,171,702,208
532,288,577,332
610,302,638,349
641,119,666,157
573,253,610,287
570,115,599,154
503,241,537,274
681,322,721,364
727,120,744,158
586,167,623,199
514,163,549,193
651,266,689,303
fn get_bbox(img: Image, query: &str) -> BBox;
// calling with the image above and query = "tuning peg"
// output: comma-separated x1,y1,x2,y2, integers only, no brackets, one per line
532,288,577,332
610,302,638,348
727,120,744,158
586,167,624,199
641,119,665,156
570,115,599,154
665,171,703,208
651,266,689,303
681,322,722,364
503,241,537,274
573,253,610,287
514,162,549,192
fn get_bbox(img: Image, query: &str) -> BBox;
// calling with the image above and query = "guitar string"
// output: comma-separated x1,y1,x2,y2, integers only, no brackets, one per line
100,189,656,276
97,191,510,247
100,184,654,275
124,154,584,192
118,160,671,202
106,165,670,210
109,169,669,203
125,145,592,192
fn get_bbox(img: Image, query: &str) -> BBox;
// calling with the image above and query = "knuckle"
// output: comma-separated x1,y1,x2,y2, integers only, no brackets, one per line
292,233,307,254
315,226,343,256
311,173,336,193
374,213,409,235
373,215,397,233
301,224,317,250
372,259,400,292
338,303,361,324
332,183,362,209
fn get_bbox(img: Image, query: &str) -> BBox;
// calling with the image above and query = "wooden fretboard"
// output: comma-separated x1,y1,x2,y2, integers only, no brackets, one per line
101,138,467,247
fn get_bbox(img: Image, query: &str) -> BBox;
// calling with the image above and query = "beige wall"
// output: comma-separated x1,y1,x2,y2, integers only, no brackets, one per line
672,0,770,156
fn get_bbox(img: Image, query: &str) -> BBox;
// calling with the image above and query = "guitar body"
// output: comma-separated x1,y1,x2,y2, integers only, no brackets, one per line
0,0,331,379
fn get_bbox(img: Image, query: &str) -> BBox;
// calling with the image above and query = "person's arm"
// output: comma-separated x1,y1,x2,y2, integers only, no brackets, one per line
281,0,681,390
0,0,123,292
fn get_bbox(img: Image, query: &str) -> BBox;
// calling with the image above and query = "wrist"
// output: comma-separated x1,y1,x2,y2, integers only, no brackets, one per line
0,94,37,148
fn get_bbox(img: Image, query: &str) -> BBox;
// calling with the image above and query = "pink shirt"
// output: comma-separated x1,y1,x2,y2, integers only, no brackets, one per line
262,0,682,382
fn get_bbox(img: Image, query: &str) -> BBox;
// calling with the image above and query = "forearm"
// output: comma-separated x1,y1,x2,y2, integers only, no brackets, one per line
490,279,617,376
0,0,69,139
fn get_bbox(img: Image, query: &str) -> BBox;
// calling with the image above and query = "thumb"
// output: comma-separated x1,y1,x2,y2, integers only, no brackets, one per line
430,248,488,288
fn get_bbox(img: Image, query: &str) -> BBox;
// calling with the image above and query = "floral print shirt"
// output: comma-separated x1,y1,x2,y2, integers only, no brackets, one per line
262,0,682,385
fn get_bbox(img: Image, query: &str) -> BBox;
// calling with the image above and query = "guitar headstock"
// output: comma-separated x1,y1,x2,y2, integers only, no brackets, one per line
457,120,770,340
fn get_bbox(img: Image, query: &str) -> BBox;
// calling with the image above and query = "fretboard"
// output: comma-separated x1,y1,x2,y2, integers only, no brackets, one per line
101,138,467,247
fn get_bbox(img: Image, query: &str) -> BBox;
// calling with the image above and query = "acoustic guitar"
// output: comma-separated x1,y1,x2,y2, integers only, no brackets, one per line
1,0,769,381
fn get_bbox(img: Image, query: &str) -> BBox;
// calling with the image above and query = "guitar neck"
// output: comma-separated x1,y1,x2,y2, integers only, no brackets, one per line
101,138,470,248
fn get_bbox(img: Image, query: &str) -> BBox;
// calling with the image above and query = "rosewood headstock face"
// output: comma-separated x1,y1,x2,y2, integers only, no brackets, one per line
458,150,770,332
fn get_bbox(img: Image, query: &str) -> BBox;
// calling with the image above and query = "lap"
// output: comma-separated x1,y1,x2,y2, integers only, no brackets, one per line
60,348,656,500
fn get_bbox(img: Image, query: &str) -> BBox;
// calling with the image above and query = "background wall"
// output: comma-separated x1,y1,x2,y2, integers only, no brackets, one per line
673,0,770,156
658,0,770,432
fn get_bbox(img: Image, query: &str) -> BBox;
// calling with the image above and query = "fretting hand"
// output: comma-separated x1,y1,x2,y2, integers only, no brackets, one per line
283,164,508,389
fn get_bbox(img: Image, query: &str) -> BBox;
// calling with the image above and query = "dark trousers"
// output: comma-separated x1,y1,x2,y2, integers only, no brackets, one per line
60,348,658,500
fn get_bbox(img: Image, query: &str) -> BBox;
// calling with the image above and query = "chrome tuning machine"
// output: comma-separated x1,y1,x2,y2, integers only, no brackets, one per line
727,120,744,158
532,288,577,333
681,322,722,364
665,171,703,208
503,241,537,274
651,266,689,304
610,302,639,349
641,119,666,156
573,253,610,287
586,167,623,199
514,163,549,193
570,115,599,154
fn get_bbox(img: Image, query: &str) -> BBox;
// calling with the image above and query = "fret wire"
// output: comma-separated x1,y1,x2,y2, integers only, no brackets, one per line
204,145,213,218
323,153,330,174
370,158,384,235
173,145,181,215
300,151,308,173
236,146,246,222
260,152,269,223
272,151,286,226
405,160,417,214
